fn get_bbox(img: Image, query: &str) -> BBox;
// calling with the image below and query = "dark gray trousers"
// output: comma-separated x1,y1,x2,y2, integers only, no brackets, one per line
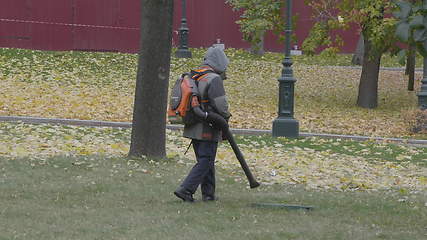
181,140,218,197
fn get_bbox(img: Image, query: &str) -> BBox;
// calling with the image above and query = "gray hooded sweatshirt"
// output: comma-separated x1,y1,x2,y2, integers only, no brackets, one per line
183,46,231,141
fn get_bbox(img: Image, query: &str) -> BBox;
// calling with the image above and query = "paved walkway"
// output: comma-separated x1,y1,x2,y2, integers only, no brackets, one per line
328,65,424,72
1,115,426,146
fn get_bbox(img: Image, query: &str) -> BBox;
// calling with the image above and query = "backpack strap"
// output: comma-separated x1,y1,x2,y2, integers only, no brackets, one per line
184,139,193,155
190,67,215,81
189,67,215,110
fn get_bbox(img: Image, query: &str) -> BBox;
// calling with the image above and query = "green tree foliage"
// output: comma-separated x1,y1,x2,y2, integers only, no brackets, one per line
393,0,426,91
226,0,285,54
303,0,396,55
301,0,345,55
394,0,427,60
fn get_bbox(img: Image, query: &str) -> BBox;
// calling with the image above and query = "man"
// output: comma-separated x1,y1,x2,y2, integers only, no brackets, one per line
174,46,231,202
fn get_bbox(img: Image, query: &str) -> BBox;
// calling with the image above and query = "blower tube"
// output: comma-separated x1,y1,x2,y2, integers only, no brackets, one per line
193,104,260,188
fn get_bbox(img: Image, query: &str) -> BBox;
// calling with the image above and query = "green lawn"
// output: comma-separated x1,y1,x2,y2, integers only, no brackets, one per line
1,154,426,240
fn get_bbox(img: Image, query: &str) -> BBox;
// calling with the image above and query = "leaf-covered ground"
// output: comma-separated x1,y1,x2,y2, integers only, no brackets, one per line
1,122,426,192
0,48,423,138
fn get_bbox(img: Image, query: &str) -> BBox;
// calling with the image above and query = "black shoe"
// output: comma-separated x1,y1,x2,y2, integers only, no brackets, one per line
174,187,194,202
202,195,217,201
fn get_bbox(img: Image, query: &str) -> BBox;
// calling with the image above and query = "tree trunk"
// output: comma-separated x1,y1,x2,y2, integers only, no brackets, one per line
406,45,415,91
352,34,364,65
129,0,174,159
357,35,381,109
250,32,265,56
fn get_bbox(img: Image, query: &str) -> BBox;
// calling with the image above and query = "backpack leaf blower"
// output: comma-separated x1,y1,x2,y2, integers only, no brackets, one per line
190,94,261,189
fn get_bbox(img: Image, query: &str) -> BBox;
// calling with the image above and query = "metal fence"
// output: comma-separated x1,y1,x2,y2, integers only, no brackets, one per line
0,0,358,53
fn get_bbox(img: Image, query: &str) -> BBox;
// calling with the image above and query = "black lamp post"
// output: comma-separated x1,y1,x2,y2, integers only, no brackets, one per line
272,0,299,137
175,0,192,58
418,57,427,109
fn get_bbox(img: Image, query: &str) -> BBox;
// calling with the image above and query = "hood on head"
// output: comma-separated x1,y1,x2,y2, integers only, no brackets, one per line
203,46,229,74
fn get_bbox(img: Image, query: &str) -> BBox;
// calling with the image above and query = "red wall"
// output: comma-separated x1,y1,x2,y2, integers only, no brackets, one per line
0,0,359,53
